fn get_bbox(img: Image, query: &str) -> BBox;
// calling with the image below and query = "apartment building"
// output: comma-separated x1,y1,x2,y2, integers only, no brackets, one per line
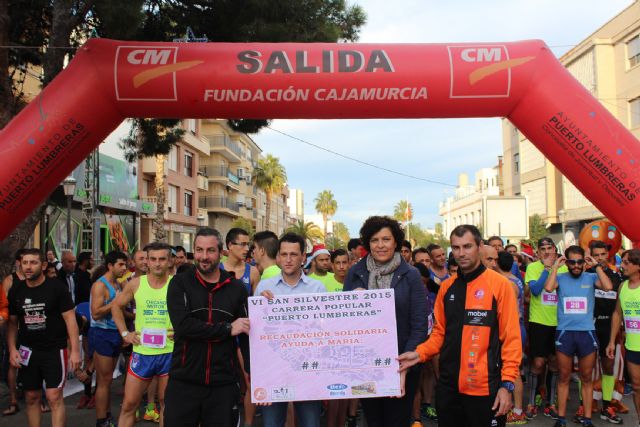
139,119,209,251
502,1,640,245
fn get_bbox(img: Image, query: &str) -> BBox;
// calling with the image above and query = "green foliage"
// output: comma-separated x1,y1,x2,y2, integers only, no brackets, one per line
332,221,350,243
315,190,338,238
393,200,413,223
231,217,255,238
285,220,324,246
523,214,547,246
324,235,345,251
119,119,185,162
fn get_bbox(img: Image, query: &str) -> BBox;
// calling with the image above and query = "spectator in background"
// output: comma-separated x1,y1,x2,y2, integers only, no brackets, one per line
401,240,413,264
74,252,94,305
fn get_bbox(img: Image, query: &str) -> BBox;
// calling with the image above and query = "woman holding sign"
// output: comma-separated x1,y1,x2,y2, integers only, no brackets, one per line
343,216,428,427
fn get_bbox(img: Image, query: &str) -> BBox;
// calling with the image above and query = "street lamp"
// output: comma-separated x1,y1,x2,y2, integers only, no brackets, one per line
62,176,76,250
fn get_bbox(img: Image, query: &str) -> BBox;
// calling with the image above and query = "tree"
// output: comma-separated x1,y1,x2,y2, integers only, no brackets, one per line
524,214,547,246
231,217,255,238
332,221,350,243
119,119,185,242
314,190,338,239
254,154,287,231
285,219,324,247
325,235,345,251
393,200,413,224
0,0,365,276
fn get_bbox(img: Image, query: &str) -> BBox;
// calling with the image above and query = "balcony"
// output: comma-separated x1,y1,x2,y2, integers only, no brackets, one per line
199,165,239,191
197,208,209,226
197,174,209,191
199,196,240,214
205,134,243,162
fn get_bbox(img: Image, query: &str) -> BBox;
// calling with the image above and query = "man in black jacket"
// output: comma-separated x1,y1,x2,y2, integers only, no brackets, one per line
74,252,93,305
164,227,250,427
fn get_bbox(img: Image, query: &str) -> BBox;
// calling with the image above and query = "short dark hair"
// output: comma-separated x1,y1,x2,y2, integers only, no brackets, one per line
174,245,186,255
331,248,348,263
412,247,429,262
21,248,45,262
505,244,518,252
46,262,57,270
195,227,224,251
537,237,555,248
401,240,412,251
254,231,279,259
187,252,194,260
347,238,362,251
414,262,430,278
589,240,608,252
426,243,442,255
565,245,585,258
359,216,405,253
450,225,482,246
104,250,128,268
146,242,172,256
77,252,92,266
447,252,457,267
622,249,640,266
15,248,28,261
226,227,249,248
497,251,514,273
279,232,305,254
488,236,503,244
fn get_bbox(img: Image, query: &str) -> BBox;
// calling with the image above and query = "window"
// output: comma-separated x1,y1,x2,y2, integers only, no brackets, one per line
184,151,193,177
168,185,178,213
513,153,520,173
628,35,640,67
168,146,178,171
184,190,193,216
631,97,640,128
186,119,196,134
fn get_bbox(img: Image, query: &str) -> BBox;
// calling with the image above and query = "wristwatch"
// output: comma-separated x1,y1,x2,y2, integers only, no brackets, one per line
121,331,129,338
226,323,233,335
500,381,515,392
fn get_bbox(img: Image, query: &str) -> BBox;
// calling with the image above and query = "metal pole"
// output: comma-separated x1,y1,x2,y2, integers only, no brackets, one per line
66,195,72,250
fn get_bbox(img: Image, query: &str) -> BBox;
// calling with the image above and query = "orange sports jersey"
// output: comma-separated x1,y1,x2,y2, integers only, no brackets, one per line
416,264,521,396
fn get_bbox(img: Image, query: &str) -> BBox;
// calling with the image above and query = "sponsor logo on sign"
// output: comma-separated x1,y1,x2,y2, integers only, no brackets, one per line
447,45,534,99
327,384,348,391
114,46,203,101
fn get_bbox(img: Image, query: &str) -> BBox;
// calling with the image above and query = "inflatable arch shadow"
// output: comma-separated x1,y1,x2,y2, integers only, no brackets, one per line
0,39,639,243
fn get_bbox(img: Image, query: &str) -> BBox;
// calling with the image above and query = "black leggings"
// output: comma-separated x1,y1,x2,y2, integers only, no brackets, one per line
164,378,240,427
436,386,506,427
360,367,420,427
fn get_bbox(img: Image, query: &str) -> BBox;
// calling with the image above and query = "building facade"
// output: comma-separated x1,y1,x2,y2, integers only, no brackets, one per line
501,1,640,246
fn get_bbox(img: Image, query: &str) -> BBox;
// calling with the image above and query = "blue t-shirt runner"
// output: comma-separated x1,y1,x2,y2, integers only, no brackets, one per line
556,272,598,331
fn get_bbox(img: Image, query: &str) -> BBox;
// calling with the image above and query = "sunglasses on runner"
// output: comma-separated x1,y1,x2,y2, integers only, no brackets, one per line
566,259,585,266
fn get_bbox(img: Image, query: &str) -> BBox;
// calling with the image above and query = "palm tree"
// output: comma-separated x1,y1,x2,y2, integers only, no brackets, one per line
230,217,255,238
324,235,345,251
314,190,338,239
254,154,287,231
120,119,185,242
285,220,324,248
393,200,413,224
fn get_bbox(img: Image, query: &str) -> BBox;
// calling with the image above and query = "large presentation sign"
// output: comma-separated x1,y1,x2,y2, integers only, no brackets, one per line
248,290,400,402
0,39,639,242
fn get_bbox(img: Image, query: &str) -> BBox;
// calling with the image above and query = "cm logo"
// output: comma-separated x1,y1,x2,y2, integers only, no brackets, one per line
460,47,502,63
127,49,173,65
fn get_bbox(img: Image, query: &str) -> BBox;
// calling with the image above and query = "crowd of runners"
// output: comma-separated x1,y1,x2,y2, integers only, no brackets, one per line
0,217,639,427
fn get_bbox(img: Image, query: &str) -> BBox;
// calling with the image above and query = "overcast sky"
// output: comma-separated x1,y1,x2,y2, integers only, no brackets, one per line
249,0,634,237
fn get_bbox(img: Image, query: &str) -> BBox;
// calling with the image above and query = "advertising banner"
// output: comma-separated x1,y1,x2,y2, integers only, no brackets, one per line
248,289,400,403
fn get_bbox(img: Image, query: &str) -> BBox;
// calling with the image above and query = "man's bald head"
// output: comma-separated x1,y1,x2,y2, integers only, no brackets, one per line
61,250,76,273
480,245,498,271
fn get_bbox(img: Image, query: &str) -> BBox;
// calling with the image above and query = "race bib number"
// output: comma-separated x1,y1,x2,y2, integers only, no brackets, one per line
564,297,587,314
141,328,167,348
541,292,558,306
625,317,640,334
18,345,32,366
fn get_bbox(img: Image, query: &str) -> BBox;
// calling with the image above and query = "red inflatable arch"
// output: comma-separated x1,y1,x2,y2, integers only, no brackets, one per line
0,39,639,242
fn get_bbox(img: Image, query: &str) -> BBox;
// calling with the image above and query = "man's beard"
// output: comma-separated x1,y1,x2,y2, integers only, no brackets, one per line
196,260,219,276
569,269,582,278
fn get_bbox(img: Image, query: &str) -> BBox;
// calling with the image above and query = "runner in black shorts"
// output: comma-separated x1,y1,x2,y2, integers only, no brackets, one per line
7,249,81,427
589,240,623,423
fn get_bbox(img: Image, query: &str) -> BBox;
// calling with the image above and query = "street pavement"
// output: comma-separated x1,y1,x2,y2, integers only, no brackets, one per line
1,376,638,426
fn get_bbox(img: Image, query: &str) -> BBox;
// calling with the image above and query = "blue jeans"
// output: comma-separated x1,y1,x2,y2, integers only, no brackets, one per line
261,401,322,427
